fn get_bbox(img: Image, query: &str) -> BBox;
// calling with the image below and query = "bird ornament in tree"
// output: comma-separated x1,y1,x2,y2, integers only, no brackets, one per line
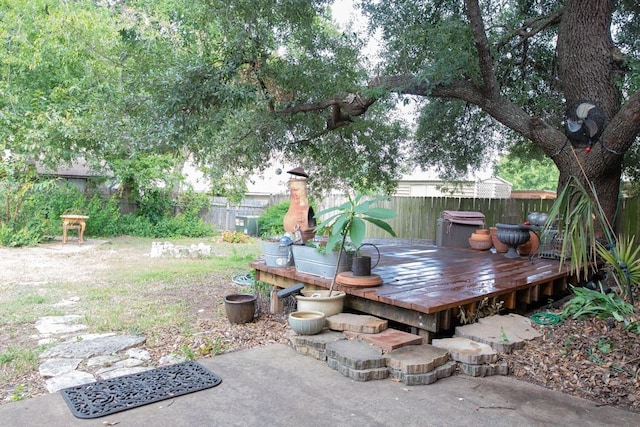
564,100,607,153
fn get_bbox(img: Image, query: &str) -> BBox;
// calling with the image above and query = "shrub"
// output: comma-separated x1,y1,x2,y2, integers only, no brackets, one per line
0,177,215,245
258,201,290,237
222,230,251,243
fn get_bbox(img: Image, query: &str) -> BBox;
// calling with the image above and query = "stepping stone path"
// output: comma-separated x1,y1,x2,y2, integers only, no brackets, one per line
325,340,388,381
287,312,539,385
327,313,388,333
33,301,188,393
454,313,541,353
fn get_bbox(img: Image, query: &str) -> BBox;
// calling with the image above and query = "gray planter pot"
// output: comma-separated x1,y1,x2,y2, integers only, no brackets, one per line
261,241,294,267
291,245,352,279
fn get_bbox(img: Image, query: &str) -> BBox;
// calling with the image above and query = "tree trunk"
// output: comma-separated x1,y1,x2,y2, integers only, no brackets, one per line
555,149,622,230
554,0,623,230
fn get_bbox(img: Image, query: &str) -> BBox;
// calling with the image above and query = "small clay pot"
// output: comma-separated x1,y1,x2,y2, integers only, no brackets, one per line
469,229,492,250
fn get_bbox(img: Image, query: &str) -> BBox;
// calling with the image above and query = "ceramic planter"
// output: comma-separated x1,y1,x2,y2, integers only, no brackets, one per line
224,294,257,324
295,290,345,316
288,311,326,335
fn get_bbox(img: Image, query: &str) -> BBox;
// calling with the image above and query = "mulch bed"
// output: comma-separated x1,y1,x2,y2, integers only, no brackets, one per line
502,316,640,413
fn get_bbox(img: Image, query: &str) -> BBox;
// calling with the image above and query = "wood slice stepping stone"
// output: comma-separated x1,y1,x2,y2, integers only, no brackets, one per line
388,361,457,386
356,328,423,352
335,272,383,287
287,330,346,361
454,313,540,353
385,344,450,375
325,340,388,381
327,313,388,333
458,361,509,377
326,358,389,381
477,313,541,340
431,337,498,365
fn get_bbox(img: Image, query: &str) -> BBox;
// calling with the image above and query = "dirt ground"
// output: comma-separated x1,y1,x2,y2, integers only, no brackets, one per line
1,238,639,413
0,238,110,285
0,237,290,404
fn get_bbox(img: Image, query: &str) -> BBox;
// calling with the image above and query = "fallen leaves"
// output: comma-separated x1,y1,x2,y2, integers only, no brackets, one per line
503,316,640,413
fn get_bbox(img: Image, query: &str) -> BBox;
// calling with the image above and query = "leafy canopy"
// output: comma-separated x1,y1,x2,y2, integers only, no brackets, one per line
3,0,640,200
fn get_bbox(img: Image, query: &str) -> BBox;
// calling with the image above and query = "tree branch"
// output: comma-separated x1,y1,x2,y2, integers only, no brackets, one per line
497,8,564,51
602,89,640,153
275,71,561,152
464,0,498,97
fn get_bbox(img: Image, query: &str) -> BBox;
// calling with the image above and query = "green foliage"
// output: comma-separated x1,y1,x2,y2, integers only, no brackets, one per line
180,345,196,361
258,201,290,237
0,0,121,161
561,286,635,325
0,170,213,245
0,158,57,245
222,231,251,243
494,152,559,191
0,224,42,247
413,99,495,179
545,177,615,281
596,235,640,301
315,193,397,253
118,214,156,238
127,190,214,238
4,0,640,216
85,196,121,237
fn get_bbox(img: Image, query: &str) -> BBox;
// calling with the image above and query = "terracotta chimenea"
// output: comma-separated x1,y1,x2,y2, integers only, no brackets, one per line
282,168,316,242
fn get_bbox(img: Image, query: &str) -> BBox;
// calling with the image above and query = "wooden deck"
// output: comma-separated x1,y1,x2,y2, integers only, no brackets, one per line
250,242,574,340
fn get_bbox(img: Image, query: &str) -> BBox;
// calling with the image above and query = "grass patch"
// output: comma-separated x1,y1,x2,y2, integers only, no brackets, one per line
84,297,191,336
98,238,260,284
0,291,63,324
0,345,41,380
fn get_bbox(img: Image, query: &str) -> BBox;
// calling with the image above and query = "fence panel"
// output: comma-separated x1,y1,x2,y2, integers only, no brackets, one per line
206,195,638,242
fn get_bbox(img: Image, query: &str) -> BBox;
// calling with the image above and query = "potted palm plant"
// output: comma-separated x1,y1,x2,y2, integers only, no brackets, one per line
315,193,396,290
293,193,397,315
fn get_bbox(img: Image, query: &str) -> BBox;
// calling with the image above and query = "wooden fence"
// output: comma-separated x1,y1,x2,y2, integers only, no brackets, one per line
205,196,286,232
314,196,559,242
208,195,640,242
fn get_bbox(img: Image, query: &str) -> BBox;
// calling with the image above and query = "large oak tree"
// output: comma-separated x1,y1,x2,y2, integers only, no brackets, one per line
3,0,640,227
279,0,640,227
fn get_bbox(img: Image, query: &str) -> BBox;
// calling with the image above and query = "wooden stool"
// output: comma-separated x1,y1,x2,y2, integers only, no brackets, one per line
61,215,89,244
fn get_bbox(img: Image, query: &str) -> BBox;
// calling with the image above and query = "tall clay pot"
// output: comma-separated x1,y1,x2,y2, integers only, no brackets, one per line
283,178,316,242
490,227,509,253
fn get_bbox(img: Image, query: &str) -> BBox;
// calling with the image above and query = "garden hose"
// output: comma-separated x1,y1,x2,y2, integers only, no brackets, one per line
530,312,563,325
588,346,638,378
233,273,254,286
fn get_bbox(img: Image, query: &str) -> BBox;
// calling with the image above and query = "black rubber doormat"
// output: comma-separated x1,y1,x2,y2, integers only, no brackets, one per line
60,361,222,419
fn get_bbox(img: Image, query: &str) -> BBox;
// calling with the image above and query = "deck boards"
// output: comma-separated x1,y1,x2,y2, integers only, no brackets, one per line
250,242,573,337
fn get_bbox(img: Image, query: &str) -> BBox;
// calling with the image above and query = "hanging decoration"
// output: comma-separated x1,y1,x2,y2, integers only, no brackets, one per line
563,100,607,153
